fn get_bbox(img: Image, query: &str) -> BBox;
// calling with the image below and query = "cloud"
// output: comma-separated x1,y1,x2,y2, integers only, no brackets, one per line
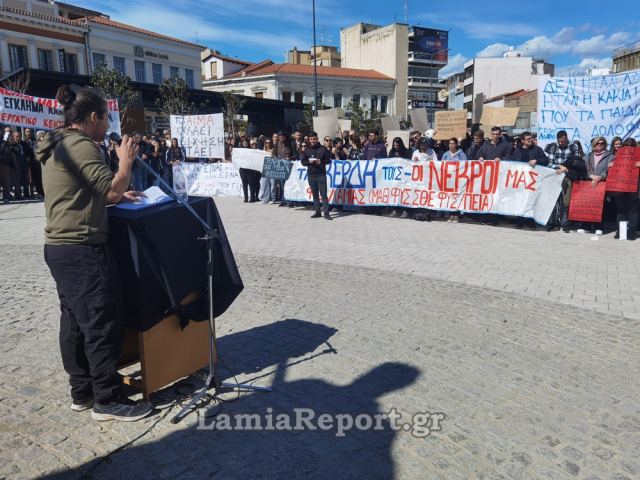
438,53,468,78
476,43,512,58
572,31,632,56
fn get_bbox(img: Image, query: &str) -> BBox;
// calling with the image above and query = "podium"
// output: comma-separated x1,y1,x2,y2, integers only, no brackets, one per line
108,197,243,400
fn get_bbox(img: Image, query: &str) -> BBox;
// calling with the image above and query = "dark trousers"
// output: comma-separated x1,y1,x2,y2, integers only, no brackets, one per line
44,244,124,403
309,175,329,215
249,171,261,201
14,160,30,199
613,192,640,233
29,161,43,197
0,164,12,200
239,168,251,201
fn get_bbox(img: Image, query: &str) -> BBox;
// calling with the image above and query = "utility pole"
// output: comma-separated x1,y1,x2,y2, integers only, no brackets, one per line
312,0,319,116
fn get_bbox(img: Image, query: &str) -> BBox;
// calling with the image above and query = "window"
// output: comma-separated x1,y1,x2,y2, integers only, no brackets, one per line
169,66,180,79
352,94,361,106
152,63,162,84
92,53,106,68
185,69,194,88
282,91,291,102
210,61,218,79
370,95,378,112
65,53,78,74
37,49,53,70
333,93,342,108
294,92,303,104
315,93,323,107
255,92,264,98
113,56,126,74
8,44,27,71
134,60,146,82
380,96,388,114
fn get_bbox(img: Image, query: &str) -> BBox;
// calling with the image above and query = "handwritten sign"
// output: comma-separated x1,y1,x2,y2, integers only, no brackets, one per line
0,86,120,134
170,113,225,159
568,180,606,222
410,108,428,133
538,69,640,153
262,157,293,180
232,147,267,172
606,146,640,192
480,106,520,127
178,162,242,197
434,110,467,140
381,116,402,134
285,159,563,224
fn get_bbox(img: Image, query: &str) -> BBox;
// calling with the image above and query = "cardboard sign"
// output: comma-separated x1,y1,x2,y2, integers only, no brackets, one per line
433,110,467,140
337,119,352,135
381,116,401,134
170,113,225,159
313,113,339,142
480,106,520,127
410,108,428,133
606,147,640,193
232,147,267,172
262,157,293,181
568,180,606,222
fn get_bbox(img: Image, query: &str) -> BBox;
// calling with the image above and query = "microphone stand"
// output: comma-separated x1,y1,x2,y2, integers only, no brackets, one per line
132,158,271,425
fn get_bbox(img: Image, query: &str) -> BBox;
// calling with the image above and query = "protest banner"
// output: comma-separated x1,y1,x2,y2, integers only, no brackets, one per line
178,162,243,197
433,110,467,140
537,69,640,152
568,180,606,222
605,146,640,192
410,108,428,133
0,86,121,134
285,159,563,224
170,113,225,159
232,147,267,172
480,106,519,127
262,157,293,181
386,130,410,148
381,116,402,134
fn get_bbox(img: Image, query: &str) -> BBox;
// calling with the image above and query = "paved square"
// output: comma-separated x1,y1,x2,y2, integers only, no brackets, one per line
0,199,639,479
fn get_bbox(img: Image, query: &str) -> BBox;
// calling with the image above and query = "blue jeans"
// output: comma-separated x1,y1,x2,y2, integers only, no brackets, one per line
260,177,275,203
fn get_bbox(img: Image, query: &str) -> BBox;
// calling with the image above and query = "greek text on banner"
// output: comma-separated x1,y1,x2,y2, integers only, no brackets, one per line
284,159,564,224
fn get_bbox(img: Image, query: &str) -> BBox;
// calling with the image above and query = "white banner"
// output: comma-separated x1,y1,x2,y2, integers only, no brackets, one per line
0,87,121,134
231,147,268,172
170,113,225,159
178,162,243,197
537,69,640,152
284,159,564,224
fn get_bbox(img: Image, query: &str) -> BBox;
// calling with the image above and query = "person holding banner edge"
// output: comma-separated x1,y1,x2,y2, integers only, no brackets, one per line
301,131,332,220
37,85,152,422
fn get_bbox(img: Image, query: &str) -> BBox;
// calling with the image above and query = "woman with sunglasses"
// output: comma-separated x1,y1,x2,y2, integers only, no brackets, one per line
585,136,614,235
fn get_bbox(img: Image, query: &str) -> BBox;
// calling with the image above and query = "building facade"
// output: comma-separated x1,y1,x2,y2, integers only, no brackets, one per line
0,0,204,89
483,89,538,134
286,46,341,67
340,22,448,123
612,41,640,73
0,1,89,76
463,52,553,125
202,61,395,114
201,48,252,81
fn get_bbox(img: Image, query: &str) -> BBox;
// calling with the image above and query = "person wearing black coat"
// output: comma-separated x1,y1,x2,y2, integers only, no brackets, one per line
0,137,16,202
301,131,332,220
510,132,548,229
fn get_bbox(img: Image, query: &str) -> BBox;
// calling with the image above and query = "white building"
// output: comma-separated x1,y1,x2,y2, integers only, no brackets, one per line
463,51,553,124
201,48,253,81
202,60,396,114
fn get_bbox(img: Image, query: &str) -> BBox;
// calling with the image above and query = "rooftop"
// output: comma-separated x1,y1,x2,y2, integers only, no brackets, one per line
202,50,253,66
227,61,393,81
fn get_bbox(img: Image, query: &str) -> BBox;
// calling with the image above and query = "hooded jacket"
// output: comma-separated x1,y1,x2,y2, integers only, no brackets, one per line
36,129,114,245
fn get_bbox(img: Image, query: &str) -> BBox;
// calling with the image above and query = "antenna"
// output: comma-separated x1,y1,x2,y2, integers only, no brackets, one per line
404,0,408,24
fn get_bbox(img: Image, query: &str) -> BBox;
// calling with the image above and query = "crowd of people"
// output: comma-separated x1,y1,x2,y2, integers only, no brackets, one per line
228,126,640,238
2,120,638,239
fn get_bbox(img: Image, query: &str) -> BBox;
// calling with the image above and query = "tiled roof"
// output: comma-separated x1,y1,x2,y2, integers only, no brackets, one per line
228,62,394,81
84,16,205,49
0,5,86,27
203,51,252,66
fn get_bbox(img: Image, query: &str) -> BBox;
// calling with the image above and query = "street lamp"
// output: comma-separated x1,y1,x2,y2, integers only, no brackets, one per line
312,0,318,116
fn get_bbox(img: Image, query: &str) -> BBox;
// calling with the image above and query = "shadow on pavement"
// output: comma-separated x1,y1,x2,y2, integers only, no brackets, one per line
42,319,420,479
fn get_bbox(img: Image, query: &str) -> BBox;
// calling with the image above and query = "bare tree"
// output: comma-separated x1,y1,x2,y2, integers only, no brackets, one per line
2,69,31,94
90,64,140,132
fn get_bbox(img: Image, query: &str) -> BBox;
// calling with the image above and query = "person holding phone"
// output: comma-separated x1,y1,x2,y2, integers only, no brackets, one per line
301,131,332,220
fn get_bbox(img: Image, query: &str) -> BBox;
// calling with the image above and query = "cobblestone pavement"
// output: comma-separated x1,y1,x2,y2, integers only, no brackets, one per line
0,199,639,480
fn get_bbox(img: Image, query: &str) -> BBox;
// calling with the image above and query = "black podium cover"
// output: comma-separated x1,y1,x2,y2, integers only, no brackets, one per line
108,196,243,331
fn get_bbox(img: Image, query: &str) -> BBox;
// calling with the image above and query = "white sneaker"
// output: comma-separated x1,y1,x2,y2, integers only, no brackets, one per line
70,398,94,412
576,229,586,234
595,229,603,235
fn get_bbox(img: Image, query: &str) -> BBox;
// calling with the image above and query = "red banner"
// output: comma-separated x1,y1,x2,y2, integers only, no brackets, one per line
569,180,606,222
606,147,640,193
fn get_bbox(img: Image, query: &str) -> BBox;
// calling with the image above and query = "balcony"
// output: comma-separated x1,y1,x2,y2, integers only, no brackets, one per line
407,77,441,88
408,52,447,65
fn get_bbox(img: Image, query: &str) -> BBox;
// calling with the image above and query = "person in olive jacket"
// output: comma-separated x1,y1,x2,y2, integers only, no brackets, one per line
301,131,332,220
